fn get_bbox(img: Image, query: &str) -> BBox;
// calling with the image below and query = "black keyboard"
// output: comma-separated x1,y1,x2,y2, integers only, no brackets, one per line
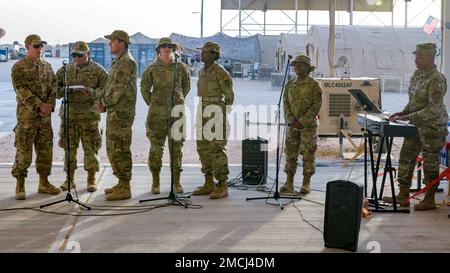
357,113,418,138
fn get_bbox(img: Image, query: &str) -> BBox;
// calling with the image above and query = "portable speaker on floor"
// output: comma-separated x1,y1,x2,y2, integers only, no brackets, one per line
323,180,363,252
242,138,268,185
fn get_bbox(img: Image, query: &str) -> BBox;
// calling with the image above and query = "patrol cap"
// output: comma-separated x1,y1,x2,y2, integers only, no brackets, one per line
24,34,47,46
104,30,131,44
291,54,315,72
412,43,436,56
71,41,90,54
197,41,221,57
156,37,177,51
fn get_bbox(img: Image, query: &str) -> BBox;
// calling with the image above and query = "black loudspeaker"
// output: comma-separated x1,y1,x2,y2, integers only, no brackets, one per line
324,180,363,252
242,138,268,185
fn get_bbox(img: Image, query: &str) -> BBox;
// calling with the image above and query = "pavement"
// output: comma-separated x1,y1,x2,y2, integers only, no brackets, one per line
0,161,449,253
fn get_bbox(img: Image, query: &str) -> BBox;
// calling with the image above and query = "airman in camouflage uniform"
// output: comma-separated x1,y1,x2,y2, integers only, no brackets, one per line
281,55,322,195
96,30,137,201
56,41,108,192
193,42,234,199
383,43,448,210
11,34,61,200
140,37,191,194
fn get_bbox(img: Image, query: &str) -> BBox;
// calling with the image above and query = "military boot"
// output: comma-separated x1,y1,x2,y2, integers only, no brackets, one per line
300,174,312,194
280,173,295,194
38,175,61,195
87,171,97,192
105,180,131,201
382,185,410,207
104,182,121,194
151,170,160,194
173,171,183,194
15,177,26,200
193,174,215,195
209,179,228,199
60,169,76,191
414,187,437,211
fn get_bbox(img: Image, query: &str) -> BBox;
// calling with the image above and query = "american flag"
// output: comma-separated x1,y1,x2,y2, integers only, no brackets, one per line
423,16,439,35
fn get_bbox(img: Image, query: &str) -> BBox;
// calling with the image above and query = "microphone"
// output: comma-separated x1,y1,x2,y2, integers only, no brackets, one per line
288,54,293,60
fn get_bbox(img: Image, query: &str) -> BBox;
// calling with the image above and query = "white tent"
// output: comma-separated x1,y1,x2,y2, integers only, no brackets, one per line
306,25,441,91
255,34,278,78
275,33,308,72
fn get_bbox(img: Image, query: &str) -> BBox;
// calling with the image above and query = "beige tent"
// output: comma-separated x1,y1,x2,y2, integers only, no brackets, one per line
306,25,441,91
256,34,278,78
275,33,308,72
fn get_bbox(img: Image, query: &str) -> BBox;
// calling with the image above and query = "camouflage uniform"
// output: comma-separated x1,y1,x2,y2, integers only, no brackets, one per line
11,34,61,199
140,41,191,176
194,42,234,199
384,43,448,210
56,46,108,175
397,68,448,189
11,56,56,178
97,30,137,200
282,55,322,194
283,77,322,175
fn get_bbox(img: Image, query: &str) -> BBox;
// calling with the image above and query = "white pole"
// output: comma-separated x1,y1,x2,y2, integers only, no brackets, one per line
220,7,223,33
349,0,354,25
443,0,450,108
391,0,394,26
307,10,310,31
264,11,266,35
405,0,409,28
295,0,299,34
329,0,336,77
201,0,204,38
239,0,242,37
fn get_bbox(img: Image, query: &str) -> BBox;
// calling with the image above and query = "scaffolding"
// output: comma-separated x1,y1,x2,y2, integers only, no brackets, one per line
220,0,394,37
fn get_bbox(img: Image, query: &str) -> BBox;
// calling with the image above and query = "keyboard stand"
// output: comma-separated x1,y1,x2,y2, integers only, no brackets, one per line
365,131,410,213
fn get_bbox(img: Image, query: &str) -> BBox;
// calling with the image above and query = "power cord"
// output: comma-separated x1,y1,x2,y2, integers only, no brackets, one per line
291,200,323,234
0,203,165,216
227,171,272,193
0,200,203,216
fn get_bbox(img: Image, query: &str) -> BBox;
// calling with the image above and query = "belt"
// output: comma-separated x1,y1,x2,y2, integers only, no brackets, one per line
201,97,223,102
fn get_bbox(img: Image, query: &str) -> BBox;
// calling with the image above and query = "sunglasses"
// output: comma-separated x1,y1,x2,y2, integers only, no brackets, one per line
159,44,173,49
32,44,44,49
71,52,84,58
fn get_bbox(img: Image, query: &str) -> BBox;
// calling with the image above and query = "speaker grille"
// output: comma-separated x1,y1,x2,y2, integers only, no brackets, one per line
329,94,351,117
324,180,363,252
242,138,268,185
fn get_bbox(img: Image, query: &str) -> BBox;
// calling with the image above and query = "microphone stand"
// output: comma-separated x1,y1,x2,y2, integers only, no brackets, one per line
140,53,190,208
41,60,91,210
246,55,302,210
